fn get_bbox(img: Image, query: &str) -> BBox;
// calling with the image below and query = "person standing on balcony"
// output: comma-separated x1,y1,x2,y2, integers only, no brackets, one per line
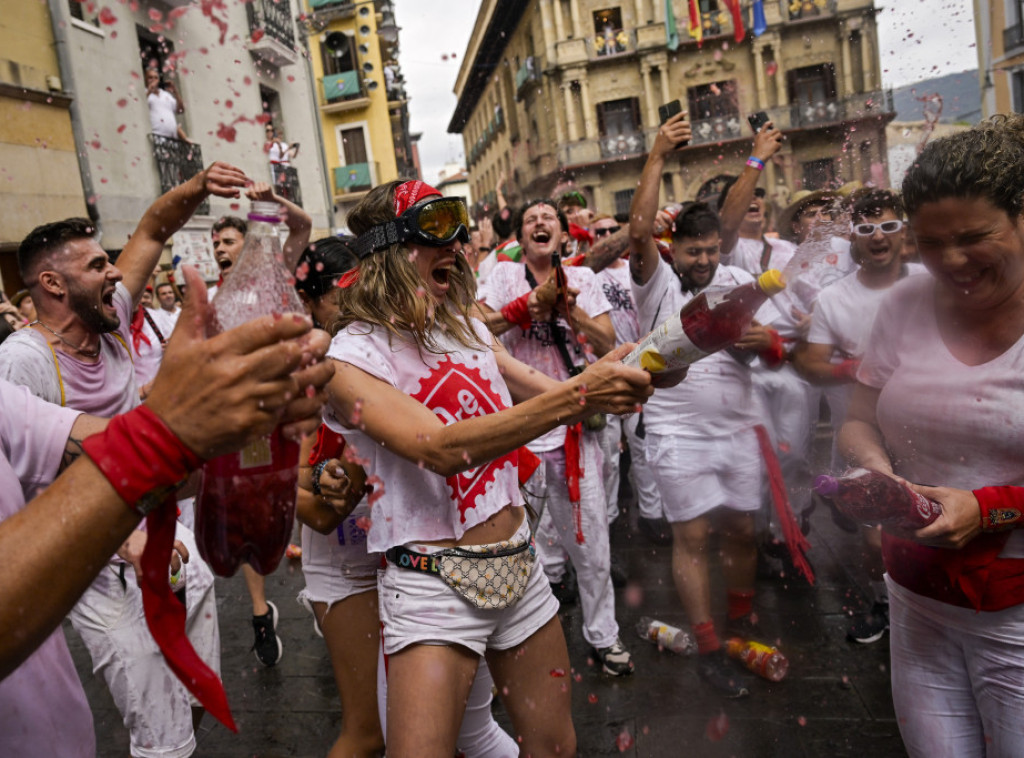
145,66,189,143
265,124,299,186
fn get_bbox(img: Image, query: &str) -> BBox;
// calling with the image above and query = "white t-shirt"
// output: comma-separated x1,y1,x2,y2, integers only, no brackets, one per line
809,264,927,427
149,306,180,338
325,318,523,552
268,141,290,165
725,235,806,339
133,308,166,387
594,262,639,345
477,260,612,451
631,260,776,438
0,380,94,757
147,88,179,138
788,236,857,311
858,274,1024,558
0,283,139,415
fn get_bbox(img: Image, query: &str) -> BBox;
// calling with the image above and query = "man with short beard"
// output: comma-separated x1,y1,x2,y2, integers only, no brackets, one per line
476,199,635,676
0,161,247,758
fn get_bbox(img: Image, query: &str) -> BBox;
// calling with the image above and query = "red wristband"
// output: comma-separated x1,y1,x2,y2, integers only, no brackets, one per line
758,329,786,368
831,358,860,381
973,486,1024,532
82,405,204,516
500,291,532,331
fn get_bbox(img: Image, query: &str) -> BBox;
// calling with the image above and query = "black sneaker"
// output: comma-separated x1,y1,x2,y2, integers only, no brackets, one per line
549,565,578,605
592,638,635,676
697,650,750,698
846,602,889,644
252,600,283,666
609,553,628,588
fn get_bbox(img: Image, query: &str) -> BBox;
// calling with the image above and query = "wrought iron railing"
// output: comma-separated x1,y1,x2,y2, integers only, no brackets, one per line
515,56,539,100
599,131,646,159
690,113,744,145
588,28,635,59
150,135,208,215
1005,22,1024,54
271,165,302,207
786,0,837,21
247,0,296,49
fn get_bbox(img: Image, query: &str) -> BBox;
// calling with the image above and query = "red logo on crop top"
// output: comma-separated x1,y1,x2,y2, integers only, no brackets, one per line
410,355,518,523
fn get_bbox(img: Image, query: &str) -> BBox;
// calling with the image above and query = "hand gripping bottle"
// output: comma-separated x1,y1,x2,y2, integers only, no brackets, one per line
195,201,307,576
725,638,789,681
635,617,697,655
813,468,941,530
623,269,786,386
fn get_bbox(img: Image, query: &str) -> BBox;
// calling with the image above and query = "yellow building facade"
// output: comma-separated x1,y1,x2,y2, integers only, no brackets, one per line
974,0,1024,116
0,0,88,293
305,0,416,227
452,0,893,223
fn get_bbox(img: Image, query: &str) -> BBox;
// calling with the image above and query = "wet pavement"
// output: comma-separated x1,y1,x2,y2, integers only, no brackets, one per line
68,433,907,757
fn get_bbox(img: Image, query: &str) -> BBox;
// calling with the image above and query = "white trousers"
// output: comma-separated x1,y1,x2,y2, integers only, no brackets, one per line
533,441,620,649
888,577,1024,758
596,413,664,522
69,524,219,758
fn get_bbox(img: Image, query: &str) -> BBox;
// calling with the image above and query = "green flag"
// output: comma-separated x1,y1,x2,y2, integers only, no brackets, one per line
665,0,680,51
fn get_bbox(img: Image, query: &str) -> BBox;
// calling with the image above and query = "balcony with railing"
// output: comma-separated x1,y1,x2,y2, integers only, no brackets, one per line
321,71,370,113
246,0,298,67
690,113,744,145
333,161,378,197
1005,22,1024,55
271,164,302,208
515,56,539,100
558,130,646,167
151,135,208,215
786,0,838,22
588,28,635,61
764,88,894,131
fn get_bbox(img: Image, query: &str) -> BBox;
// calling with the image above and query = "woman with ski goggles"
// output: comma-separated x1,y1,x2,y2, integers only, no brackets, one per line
324,180,652,757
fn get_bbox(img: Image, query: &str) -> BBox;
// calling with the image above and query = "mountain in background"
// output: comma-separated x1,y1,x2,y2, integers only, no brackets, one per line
891,69,981,124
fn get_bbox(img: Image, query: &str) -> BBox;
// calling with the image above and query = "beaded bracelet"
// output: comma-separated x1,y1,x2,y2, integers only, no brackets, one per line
311,459,330,497
746,156,766,171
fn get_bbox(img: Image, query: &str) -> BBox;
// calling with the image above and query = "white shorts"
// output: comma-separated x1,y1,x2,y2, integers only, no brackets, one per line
299,506,381,609
645,429,762,524
69,524,219,758
378,516,559,657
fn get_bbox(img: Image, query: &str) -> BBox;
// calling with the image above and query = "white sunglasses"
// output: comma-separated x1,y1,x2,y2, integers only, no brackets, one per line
851,220,904,236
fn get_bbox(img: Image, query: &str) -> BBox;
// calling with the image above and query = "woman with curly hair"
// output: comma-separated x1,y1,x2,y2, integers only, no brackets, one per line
840,114,1024,756
322,180,651,757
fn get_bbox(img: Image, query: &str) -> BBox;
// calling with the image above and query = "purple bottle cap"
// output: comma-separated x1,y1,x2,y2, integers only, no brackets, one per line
813,475,839,497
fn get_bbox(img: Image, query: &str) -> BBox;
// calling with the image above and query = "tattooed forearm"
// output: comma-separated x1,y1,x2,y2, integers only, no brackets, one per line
59,436,85,474
583,226,632,274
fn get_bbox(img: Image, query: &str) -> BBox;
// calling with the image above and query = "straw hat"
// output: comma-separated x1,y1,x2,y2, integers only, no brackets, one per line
778,189,840,242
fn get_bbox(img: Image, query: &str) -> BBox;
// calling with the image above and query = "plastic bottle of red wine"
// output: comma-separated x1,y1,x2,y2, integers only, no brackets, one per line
623,269,786,385
195,201,306,576
813,468,941,530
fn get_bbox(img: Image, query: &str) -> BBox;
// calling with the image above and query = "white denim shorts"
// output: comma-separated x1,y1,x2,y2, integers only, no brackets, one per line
378,515,559,657
299,506,381,610
645,429,762,523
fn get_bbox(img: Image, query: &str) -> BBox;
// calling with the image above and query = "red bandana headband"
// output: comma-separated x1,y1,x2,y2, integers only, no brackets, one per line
339,181,444,289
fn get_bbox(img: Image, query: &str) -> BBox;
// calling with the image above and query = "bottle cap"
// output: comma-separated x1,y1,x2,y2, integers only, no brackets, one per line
249,200,282,223
756,269,787,295
813,474,839,496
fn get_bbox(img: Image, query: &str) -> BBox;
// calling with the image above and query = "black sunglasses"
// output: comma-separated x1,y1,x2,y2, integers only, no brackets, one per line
593,225,621,237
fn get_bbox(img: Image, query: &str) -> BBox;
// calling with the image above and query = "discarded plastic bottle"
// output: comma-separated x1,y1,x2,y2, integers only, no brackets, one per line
195,201,306,576
813,468,941,530
725,638,789,681
623,269,786,386
635,617,697,655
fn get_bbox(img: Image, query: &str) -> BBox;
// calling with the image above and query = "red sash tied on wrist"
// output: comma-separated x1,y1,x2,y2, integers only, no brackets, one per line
82,406,237,732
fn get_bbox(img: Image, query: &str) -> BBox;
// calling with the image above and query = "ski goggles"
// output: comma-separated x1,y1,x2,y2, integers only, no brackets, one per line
851,219,903,237
352,196,470,259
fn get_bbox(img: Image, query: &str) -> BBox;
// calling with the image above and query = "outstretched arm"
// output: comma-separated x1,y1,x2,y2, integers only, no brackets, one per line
718,122,783,257
628,112,691,285
118,162,248,305
245,182,313,273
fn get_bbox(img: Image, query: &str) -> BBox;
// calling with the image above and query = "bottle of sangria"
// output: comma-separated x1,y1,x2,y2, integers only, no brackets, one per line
623,269,786,385
725,638,789,681
813,468,941,530
195,200,306,576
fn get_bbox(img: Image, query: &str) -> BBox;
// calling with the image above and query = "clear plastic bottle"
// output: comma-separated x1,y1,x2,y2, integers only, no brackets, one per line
813,468,941,530
635,617,697,655
725,637,789,681
195,201,306,576
622,269,786,386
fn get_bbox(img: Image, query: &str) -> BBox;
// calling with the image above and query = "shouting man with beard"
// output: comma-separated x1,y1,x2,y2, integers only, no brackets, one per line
475,199,636,676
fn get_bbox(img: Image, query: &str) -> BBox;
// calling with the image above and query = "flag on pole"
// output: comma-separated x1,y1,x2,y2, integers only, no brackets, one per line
665,0,680,51
687,0,702,47
752,0,768,36
721,0,746,43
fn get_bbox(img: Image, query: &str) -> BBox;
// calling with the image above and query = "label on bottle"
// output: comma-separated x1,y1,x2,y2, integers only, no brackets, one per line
623,316,708,373
239,435,273,469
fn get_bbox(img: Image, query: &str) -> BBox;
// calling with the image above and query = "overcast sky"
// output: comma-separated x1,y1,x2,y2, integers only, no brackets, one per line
395,0,979,185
